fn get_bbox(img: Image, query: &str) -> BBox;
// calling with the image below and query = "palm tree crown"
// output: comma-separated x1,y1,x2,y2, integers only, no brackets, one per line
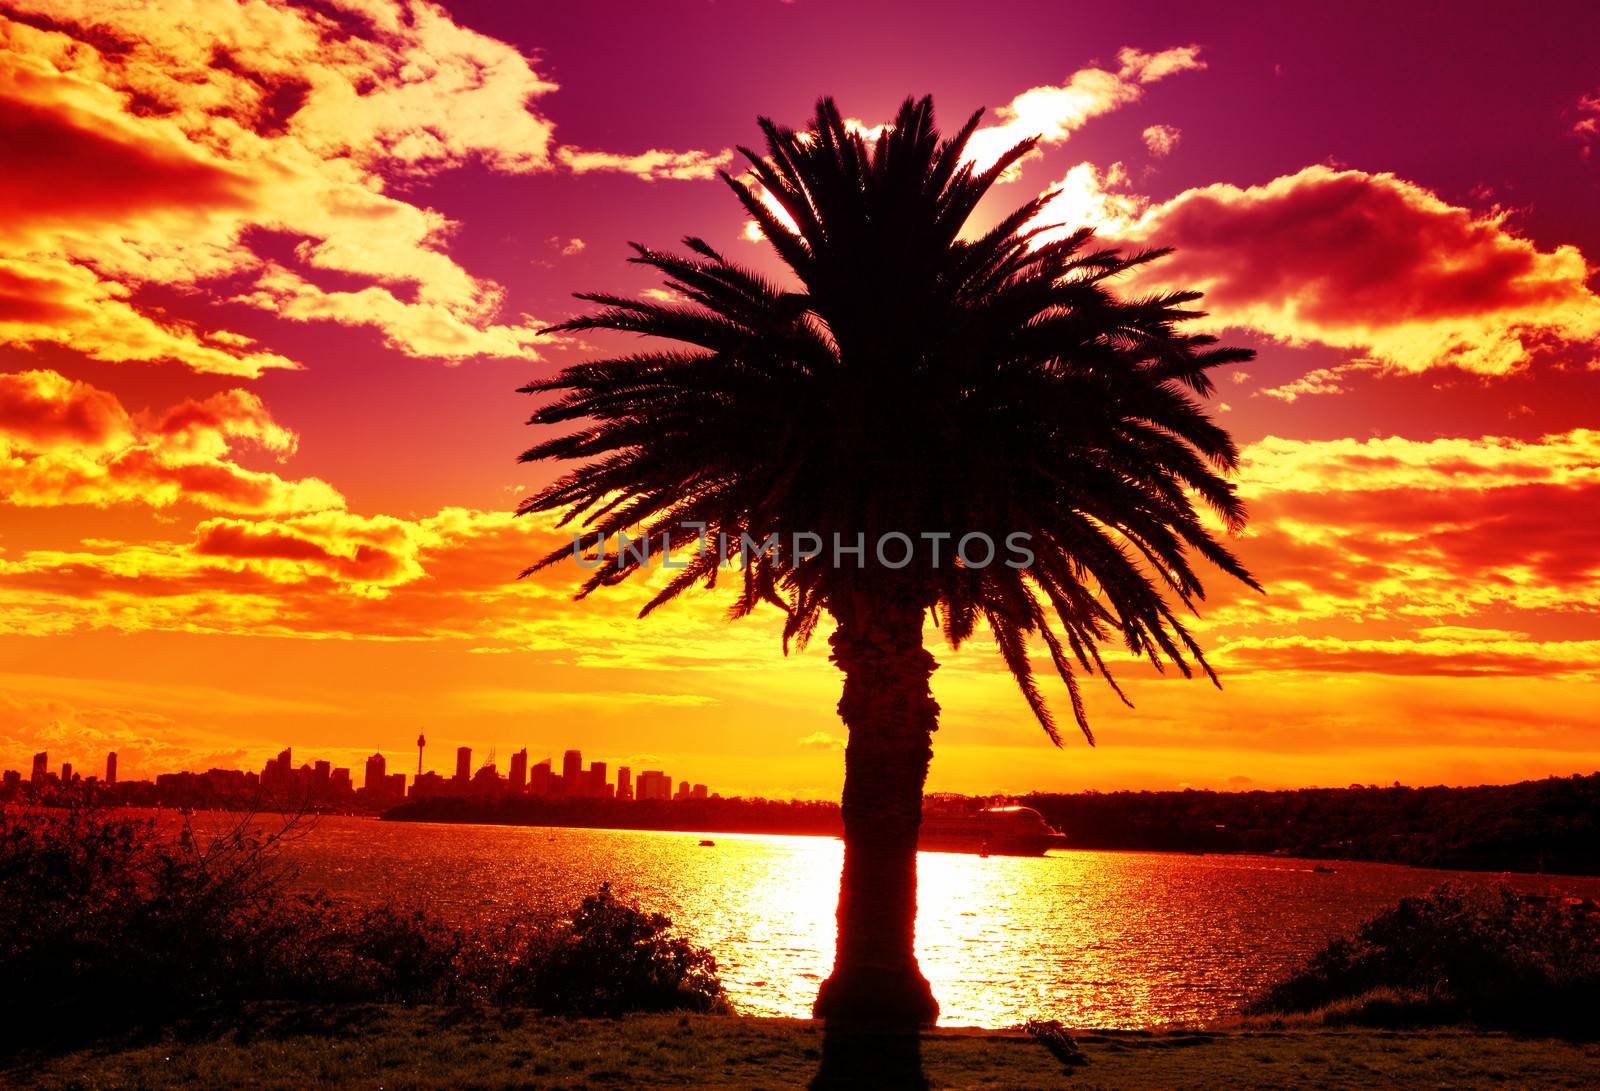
520,95,1258,745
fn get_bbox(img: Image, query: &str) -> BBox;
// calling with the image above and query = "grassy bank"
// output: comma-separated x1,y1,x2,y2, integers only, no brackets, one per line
8,1005,1600,1089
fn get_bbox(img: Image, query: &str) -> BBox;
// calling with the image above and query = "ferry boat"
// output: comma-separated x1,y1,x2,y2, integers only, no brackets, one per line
918,806,1067,856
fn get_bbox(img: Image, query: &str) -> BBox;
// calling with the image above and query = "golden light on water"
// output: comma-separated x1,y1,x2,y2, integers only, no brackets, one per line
199,816,1600,1028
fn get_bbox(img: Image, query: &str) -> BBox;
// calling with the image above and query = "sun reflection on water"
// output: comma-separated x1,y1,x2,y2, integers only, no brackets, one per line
186,815,1600,1029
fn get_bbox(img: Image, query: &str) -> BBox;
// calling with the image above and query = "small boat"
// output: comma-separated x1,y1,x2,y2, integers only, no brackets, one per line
1312,864,1336,874
919,806,1067,857
698,839,715,847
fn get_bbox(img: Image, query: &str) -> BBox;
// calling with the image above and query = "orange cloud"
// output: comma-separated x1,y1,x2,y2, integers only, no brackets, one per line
1213,633,1600,678
0,369,341,512
0,506,518,634
1240,430,1600,494
0,256,298,377
1028,164,1600,390
0,502,808,691
0,1,727,372
1183,430,1600,633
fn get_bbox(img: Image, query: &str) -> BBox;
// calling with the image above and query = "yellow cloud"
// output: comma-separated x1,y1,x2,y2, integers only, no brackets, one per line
0,370,343,512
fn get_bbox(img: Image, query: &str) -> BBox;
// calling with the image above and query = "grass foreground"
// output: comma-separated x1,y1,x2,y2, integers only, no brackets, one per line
6,1005,1600,1090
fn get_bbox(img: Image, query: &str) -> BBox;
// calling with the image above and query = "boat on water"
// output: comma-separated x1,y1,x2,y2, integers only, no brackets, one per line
918,806,1067,857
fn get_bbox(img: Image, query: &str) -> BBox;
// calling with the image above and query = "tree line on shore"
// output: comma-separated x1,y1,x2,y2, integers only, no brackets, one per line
1017,773,1599,874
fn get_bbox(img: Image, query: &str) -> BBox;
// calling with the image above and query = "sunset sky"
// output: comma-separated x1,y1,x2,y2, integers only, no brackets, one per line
3,0,1599,798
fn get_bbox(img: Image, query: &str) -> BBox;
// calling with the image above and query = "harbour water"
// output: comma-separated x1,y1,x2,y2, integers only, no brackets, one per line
206,815,1600,1029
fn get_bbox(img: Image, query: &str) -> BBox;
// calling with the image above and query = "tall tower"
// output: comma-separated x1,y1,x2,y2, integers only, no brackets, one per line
105,751,118,785
562,749,582,788
416,733,426,777
455,746,472,783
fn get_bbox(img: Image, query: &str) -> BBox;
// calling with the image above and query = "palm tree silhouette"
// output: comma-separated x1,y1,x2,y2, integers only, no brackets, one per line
519,96,1258,1027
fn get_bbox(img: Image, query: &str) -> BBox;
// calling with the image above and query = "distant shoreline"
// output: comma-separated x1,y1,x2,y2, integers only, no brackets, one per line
380,773,1600,877
379,810,1600,879
16,772,1595,877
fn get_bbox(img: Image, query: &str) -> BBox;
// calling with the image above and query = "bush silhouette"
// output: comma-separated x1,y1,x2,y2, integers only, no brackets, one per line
492,884,728,1016
0,804,725,1054
1251,883,1600,1038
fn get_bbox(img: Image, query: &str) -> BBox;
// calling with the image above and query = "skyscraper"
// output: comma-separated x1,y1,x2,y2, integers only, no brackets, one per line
30,752,46,783
105,751,117,785
364,753,387,791
61,762,73,783
589,761,607,798
616,766,632,801
509,748,528,791
529,759,552,795
259,747,292,792
455,746,472,783
562,749,582,787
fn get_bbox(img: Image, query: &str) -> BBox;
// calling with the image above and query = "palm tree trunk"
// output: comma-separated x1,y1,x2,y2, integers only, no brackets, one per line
813,590,940,1027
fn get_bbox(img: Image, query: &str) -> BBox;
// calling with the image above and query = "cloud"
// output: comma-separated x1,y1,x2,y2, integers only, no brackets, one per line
191,512,428,587
962,46,1204,173
556,146,733,181
1187,430,1600,631
797,731,844,751
1215,634,1600,679
1028,164,1600,388
232,264,548,362
1141,123,1180,156
0,256,298,377
1028,161,1146,242
741,45,1203,241
0,369,342,513
0,675,330,780
1575,90,1600,158
0,501,828,703
0,1,726,373
1239,429,1600,494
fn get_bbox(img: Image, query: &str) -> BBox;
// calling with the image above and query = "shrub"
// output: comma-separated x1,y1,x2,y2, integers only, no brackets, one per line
1249,883,1600,1038
0,804,300,1037
490,885,729,1016
0,804,726,1054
